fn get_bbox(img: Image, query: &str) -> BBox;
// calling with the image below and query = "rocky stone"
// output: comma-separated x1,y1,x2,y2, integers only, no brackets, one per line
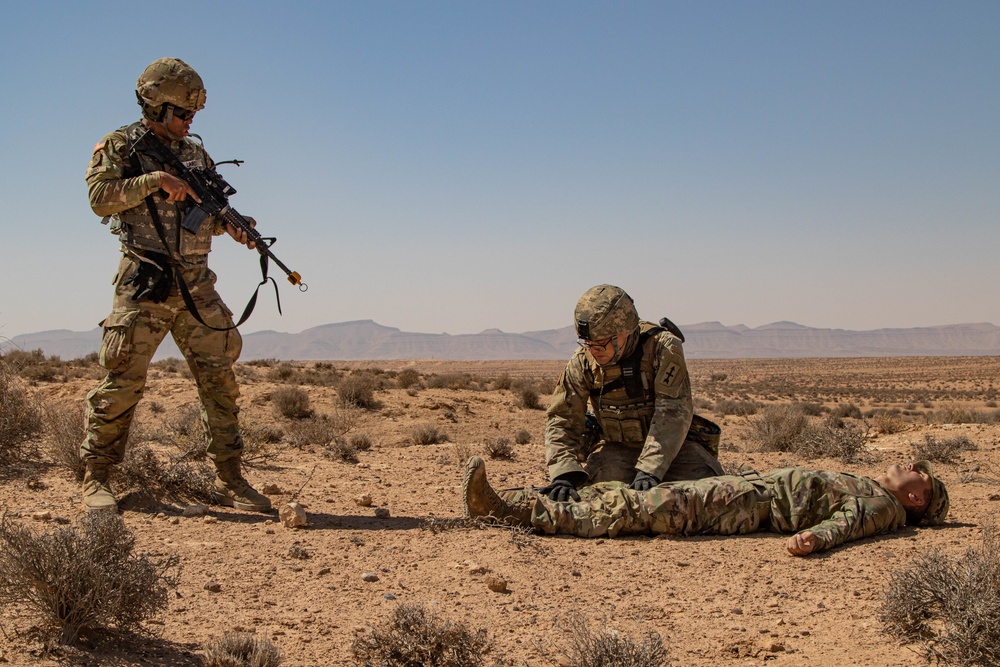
374,507,390,518
361,572,379,583
204,582,222,593
280,502,307,529
485,575,508,593
183,504,210,517
355,494,373,506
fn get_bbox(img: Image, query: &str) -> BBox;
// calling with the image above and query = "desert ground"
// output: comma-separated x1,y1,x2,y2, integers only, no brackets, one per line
2,354,999,666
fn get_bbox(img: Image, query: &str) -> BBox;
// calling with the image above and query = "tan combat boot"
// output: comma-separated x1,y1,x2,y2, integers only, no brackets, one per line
462,456,534,527
82,463,118,512
212,457,272,512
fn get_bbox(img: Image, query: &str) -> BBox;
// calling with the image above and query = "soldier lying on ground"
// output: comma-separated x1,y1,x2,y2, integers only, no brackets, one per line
462,456,949,555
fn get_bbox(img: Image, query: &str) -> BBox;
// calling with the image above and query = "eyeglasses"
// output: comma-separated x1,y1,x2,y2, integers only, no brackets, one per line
579,337,615,351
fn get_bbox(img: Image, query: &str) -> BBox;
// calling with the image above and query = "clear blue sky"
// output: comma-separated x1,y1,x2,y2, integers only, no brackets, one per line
2,1,998,339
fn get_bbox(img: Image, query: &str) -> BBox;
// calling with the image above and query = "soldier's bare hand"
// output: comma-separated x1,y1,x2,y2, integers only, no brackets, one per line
786,531,816,556
159,172,201,203
226,216,257,249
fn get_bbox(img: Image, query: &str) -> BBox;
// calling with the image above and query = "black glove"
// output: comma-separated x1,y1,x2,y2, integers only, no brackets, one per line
630,470,660,492
539,474,582,502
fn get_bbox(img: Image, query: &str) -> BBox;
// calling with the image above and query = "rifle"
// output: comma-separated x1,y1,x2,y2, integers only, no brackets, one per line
132,129,307,292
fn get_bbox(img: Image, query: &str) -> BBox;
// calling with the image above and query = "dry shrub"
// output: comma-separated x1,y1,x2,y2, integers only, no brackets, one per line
0,359,44,461
286,409,358,449
492,374,513,391
240,420,284,465
484,437,515,460
337,374,380,410
272,387,313,419
324,438,359,463
868,410,907,434
880,521,1000,666
350,433,373,451
928,404,1000,425
831,403,863,419
0,513,179,644
410,424,449,446
796,417,870,463
913,434,978,464
514,429,532,445
43,400,87,480
715,398,759,416
396,369,421,390
517,385,541,410
746,404,810,452
117,442,216,503
558,613,669,667
426,373,474,390
203,632,282,667
350,603,498,667
796,401,827,416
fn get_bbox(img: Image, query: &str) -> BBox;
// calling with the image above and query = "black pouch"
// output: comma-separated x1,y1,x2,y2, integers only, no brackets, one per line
123,253,174,303
686,413,722,457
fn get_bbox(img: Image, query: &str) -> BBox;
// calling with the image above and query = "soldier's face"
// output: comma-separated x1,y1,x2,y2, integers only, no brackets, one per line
884,462,932,505
587,333,628,365
164,111,194,137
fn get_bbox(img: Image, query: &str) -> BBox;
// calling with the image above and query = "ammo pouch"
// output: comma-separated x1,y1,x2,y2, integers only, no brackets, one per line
686,414,721,457
123,252,174,303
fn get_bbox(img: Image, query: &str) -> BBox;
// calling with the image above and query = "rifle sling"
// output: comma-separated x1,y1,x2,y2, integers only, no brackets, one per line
128,140,280,331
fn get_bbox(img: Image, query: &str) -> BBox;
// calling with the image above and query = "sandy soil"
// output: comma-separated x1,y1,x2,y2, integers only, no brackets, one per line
2,356,999,666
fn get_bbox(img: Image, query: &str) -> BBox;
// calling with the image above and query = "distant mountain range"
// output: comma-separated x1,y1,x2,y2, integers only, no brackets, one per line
8,320,1000,361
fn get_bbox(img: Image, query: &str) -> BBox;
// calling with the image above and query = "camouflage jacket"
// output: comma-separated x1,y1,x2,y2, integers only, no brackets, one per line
530,468,907,552
545,321,692,482
763,468,907,553
85,121,224,263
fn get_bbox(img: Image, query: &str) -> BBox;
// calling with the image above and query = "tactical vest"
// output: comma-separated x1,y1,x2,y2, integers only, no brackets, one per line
115,122,215,259
588,322,664,447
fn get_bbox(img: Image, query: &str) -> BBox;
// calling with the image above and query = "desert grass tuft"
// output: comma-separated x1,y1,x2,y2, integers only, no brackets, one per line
203,631,282,667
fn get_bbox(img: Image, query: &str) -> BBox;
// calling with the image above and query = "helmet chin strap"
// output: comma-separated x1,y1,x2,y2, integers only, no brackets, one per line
156,105,186,142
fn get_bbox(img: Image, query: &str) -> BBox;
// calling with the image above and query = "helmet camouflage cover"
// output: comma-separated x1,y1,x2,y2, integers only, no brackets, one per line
574,284,640,340
136,57,206,121
913,460,949,526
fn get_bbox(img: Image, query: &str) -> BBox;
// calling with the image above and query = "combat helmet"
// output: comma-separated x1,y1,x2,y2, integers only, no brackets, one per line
574,284,640,341
913,460,950,526
136,57,206,122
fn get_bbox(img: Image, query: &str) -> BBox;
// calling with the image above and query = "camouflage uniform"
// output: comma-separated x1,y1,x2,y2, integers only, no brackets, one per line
530,468,908,553
545,321,723,485
81,121,244,466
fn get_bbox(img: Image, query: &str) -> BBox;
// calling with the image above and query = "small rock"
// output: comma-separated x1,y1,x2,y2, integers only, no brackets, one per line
31,511,52,521
183,505,210,517
262,483,282,495
374,508,391,519
484,575,508,593
361,572,380,583
203,516,219,524
280,502,307,529
357,463,370,469
355,494,373,507
384,593,397,600
204,582,222,593
768,642,786,653
169,517,181,525
317,567,331,576
467,562,490,575
571,569,581,577
730,608,744,615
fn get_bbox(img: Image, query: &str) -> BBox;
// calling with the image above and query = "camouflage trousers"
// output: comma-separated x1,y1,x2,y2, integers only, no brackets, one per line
500,476,769,539
81,253,244,466
584,438,724,484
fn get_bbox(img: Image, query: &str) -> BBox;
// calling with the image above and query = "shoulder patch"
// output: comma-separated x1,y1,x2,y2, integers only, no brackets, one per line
92,141,107,154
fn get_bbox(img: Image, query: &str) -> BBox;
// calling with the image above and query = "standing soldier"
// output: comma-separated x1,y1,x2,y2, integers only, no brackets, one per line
538,284,724,503
80,57,270,513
